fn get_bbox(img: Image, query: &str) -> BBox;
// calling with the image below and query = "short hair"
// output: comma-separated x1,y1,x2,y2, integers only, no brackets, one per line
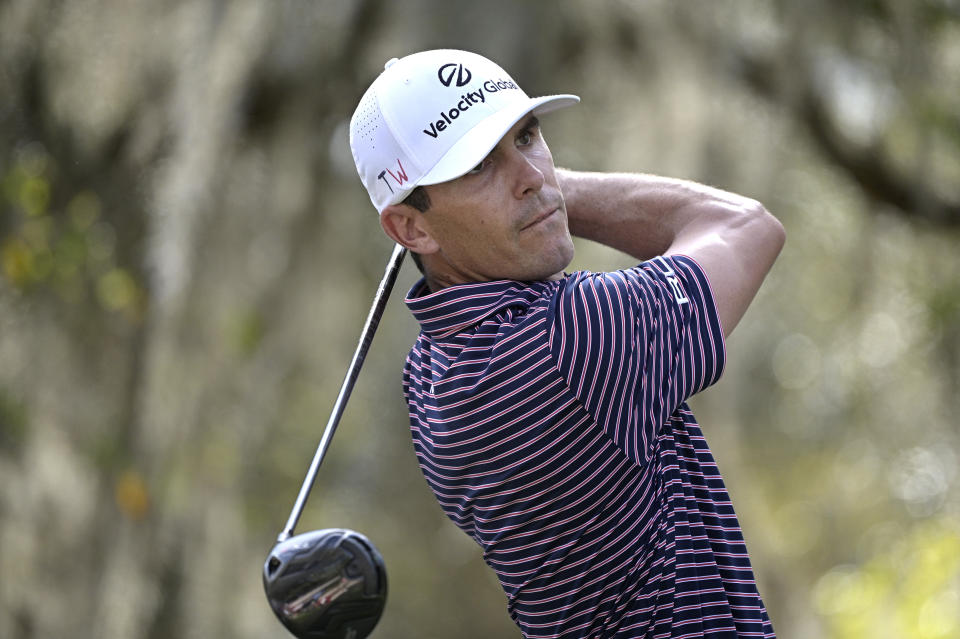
403,186,431,213
401,186,431,273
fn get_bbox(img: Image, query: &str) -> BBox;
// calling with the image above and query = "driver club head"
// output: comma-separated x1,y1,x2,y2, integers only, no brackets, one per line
263,529,388,639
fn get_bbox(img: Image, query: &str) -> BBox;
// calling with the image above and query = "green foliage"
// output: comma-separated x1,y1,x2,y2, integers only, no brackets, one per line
814,518,960,639
0,388,28,456
226,309,266,358
0,144,143,319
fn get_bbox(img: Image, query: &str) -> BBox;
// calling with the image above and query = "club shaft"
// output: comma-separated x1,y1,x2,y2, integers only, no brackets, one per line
278,243,407,542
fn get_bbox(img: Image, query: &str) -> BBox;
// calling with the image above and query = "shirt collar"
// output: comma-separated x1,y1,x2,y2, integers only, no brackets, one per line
405,277,550,338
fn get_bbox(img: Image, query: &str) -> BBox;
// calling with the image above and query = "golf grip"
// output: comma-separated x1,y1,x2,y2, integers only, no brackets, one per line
278,243,408,542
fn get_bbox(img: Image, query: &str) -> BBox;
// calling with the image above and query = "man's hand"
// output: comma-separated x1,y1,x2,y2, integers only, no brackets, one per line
558,169,785,337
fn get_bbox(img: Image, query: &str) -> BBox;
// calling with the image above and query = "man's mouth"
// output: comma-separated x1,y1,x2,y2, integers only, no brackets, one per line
521,207,558,231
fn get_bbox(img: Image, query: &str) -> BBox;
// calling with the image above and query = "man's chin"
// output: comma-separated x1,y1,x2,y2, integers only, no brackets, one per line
535,243,575,282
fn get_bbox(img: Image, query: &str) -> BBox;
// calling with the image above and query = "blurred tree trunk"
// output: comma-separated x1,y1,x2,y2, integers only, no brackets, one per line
1,1,391,636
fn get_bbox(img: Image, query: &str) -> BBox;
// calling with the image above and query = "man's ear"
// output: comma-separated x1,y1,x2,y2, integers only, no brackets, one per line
380,204,439,254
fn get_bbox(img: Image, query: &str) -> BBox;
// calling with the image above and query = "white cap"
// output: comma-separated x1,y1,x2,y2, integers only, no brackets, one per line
349,49,579,213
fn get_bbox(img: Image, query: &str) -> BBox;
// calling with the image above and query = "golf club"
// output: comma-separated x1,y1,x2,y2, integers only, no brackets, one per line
263,243,407,639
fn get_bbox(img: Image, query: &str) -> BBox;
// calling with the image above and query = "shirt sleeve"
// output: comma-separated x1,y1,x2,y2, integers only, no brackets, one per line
549,255,726,466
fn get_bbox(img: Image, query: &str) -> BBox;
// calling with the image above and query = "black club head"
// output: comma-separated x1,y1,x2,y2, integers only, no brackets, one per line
263,529,387,639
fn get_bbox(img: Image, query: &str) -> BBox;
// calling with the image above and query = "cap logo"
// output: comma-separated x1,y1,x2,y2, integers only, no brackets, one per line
376,158,409,194
438,63,472,87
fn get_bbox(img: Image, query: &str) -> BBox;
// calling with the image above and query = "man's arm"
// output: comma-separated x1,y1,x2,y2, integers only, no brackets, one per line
558,169,786,337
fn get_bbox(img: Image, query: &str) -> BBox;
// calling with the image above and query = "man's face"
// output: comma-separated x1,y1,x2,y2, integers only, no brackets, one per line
417,115,575,288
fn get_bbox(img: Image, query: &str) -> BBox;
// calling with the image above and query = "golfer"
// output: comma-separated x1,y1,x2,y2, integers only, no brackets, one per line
350,49,784,638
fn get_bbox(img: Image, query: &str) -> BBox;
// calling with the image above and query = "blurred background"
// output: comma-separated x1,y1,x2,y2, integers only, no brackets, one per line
1,0,958,637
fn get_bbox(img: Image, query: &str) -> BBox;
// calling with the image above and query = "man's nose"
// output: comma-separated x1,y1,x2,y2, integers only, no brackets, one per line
511,151,545,199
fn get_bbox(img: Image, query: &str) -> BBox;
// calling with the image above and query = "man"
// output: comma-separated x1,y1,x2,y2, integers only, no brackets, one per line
350,49,784,638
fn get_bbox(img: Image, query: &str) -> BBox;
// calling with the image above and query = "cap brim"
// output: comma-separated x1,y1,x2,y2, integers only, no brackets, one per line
417,94,579,187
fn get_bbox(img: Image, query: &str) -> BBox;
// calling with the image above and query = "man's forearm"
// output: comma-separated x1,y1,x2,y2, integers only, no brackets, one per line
558,168,785,336
558,169,766,261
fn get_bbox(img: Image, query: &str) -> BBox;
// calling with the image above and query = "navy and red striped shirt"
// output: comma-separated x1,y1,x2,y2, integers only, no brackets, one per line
402,255,774,638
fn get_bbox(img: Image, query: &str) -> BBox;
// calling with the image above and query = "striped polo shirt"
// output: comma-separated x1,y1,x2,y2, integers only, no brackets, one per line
402,255,774,638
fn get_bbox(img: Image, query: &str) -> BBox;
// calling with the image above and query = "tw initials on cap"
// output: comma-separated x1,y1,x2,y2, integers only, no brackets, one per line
377,159,409,194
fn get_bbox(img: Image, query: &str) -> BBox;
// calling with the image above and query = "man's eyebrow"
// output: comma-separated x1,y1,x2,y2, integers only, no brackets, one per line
518,115,540,133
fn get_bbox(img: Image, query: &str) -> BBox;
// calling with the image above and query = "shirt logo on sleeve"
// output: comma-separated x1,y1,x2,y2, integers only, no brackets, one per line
655,257,689,305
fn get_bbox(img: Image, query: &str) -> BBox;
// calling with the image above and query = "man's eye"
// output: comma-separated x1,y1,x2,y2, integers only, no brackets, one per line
468,157,490,174
517,132,532,145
